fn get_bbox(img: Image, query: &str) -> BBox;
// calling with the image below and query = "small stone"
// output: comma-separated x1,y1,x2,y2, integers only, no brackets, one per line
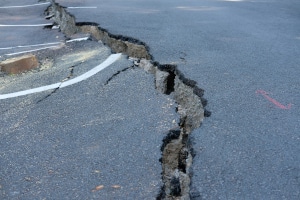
95,185,104,190
0,54,39,74
111,185,121,189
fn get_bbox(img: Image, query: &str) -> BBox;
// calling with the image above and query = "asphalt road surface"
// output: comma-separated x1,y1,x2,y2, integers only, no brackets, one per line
0,42,178,199
58,0,300,199
0,0,64,57
1,0,299,199
0,1,178,199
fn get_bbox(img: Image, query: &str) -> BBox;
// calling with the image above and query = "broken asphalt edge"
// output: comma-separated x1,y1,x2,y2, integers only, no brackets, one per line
46,1,211,199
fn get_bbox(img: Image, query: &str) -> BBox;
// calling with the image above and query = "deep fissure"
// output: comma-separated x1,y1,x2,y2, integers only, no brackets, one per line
46,1,210,199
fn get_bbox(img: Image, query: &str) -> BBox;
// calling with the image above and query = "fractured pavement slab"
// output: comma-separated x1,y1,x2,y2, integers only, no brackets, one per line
0,52,179,199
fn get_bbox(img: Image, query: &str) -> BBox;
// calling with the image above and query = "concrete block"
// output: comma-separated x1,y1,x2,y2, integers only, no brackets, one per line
0,54,39,74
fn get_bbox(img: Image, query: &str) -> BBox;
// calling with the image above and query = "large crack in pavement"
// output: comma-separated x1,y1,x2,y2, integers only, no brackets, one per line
36,65,74,103
46,1,210,199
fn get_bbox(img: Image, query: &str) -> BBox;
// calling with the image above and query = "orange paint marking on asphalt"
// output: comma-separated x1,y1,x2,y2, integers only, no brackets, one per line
256,90,292,110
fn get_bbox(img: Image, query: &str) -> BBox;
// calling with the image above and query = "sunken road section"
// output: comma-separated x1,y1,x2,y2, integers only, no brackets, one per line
46,1,211,199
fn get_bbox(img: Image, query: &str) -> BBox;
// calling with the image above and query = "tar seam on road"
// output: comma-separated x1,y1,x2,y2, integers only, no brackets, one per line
0,53,122,100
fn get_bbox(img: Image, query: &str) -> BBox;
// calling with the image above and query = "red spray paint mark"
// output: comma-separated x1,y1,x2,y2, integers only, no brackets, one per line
256,90,292,110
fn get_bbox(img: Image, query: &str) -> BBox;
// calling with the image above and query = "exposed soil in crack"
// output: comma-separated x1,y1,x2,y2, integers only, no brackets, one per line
46,1,210,199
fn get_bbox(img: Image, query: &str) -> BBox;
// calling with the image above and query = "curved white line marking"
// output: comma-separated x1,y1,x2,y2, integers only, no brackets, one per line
0,53,122,100
0,24,52,27
0,3,50,9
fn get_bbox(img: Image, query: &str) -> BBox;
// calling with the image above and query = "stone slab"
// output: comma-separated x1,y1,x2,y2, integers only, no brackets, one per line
0,54,39,74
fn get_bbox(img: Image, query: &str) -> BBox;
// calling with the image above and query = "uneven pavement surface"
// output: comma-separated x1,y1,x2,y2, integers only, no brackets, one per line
0,42,178,199
0,57,177,199
56,0,300,199
1,0,299,199
0,1,180,199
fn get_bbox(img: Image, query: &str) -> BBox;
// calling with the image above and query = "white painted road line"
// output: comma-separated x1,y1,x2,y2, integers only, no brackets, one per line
0,24,52,27
60,53,122,88
67,7,97,9
0,83,61,100
0,42,63,50
0,53,122,100
5,45,62,56
66,37,89,43
0,3,50,9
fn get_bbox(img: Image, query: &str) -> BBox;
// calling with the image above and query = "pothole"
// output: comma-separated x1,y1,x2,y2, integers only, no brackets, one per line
45,1,211,199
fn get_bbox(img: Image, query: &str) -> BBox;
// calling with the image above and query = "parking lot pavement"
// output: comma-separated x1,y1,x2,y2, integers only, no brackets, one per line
53,0,300,199
0,40,112,94
2,0,299,199
0,51,178,199
0,1,179,199
0,1,64,58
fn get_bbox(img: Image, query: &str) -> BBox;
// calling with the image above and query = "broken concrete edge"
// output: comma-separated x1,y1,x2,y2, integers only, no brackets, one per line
47,0,78,36
46,1,211,199
45,2,152,60
144,61,205,200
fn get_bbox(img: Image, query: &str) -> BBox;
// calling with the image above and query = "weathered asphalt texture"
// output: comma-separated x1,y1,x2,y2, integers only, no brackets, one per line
1,40,111,93
0,2,179,198
0,0,64,57
0,46,178,199
58,0,300,199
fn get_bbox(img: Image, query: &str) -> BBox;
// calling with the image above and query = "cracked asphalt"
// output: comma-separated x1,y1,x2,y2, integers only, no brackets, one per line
0,1,178,199
1,0,300,199
56,0,300,199
0,59,177,199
